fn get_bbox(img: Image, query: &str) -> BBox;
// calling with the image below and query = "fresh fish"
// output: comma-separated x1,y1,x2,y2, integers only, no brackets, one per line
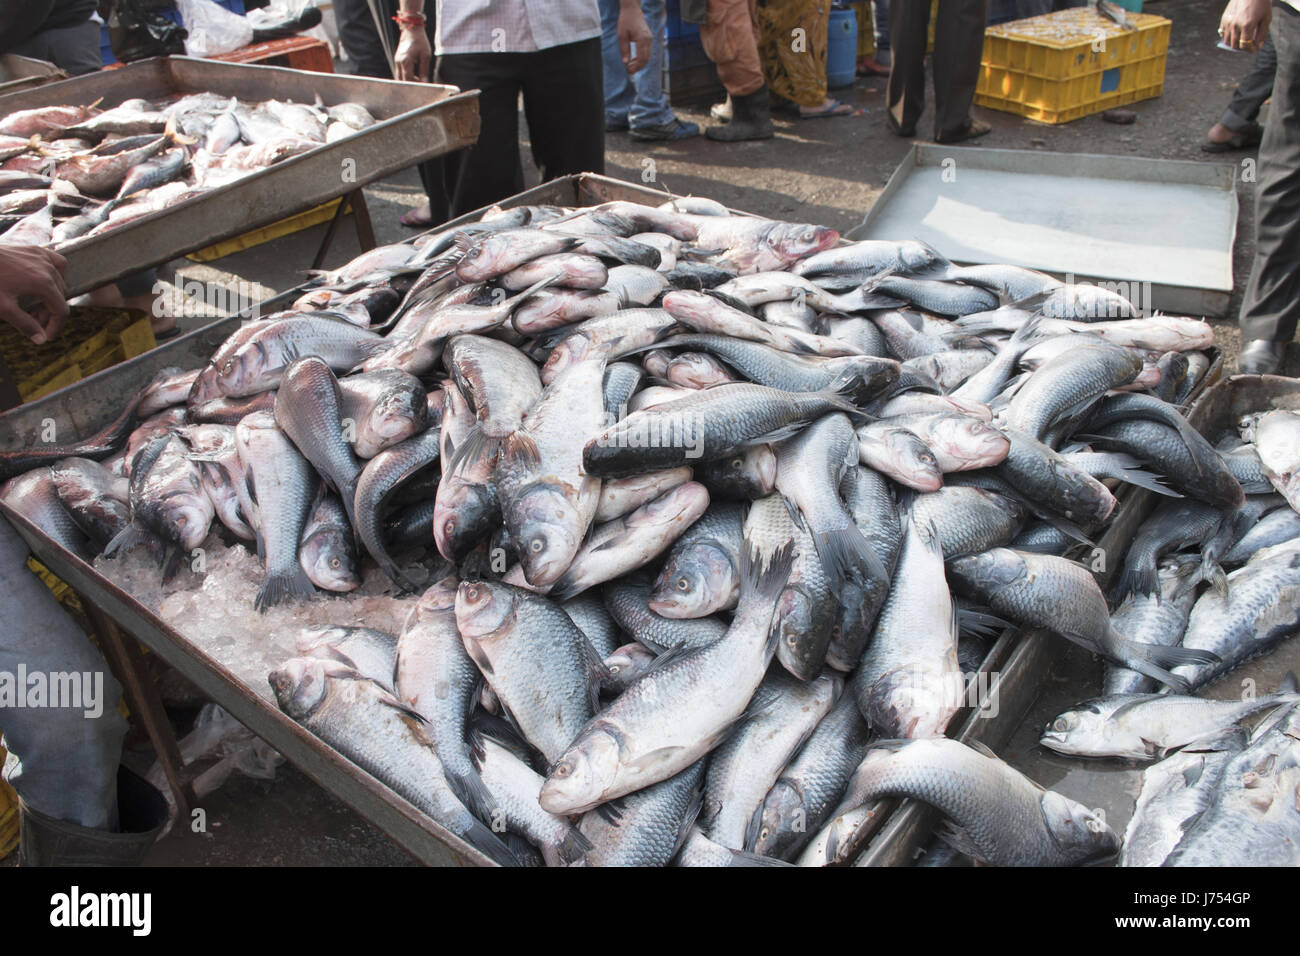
911,485,1024,559
0,469,90,558
650,504,745,618
1253,409,1300,509
855,425,943,492
793,239,948,281
215,315,388,397
576,761,706,867
298,493,359,592
48,457,130,549
561,595,624,659
831,466,902,670
1113,499,1226,600
676,827,792,866
354,428,441,589
455,579,606,764
1103,555,1200,696
693,445,777,500
603,582,729,653
445,335,542,466
295,624,396,687
1003,342,1142,441
268,657,517,866
1087,418,1244,511
949,549,1218,693
823,738,1119,866
1222,507,1300,566
456,228,578,281
702,671,839,849
336,369,429,459
434,381,499,562
1041,677,1298,761
274,357,362,531
538,544,794,814
602,643,659,694
594,468,692,522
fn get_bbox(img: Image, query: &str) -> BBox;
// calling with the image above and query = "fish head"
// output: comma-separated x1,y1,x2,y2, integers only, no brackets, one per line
750,779,802,857
455,233,504,282
774,585,830,681
771,224,840,265
454,579,519,644
215,341,266,398
932,418,1010,470
138,449,214,551
700,446,777,499
603,643,655,690
413,575,459,620
884,429,943,491
541,332,592,384
1039,789,1120,864
650,542,735,617
667,354,728,389
300,528,360,592
269,657,332,719
1039,702,1118,757
899,241,943,273
865,665,960,739
367,387,425,444
294,625,354,657
434,482,499,562
641,349,675,378
947,548,1026,598
537,727,622,815
507,484,584,588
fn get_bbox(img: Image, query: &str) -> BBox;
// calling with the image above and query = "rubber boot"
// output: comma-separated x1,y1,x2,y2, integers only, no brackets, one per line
710,95,733,123
18,766,167,866
705,87,774,141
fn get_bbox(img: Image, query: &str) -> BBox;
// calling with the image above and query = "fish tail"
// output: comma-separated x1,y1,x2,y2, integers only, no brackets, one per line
813,525,888,591
102,522,146,558
741,539,796,604
455,813,522,867
822,370,874,422
500,429,541,471
554,825,594,866
443,757,501,829
1111,628,1218,692
1106,453,1183,497
254,564,316,613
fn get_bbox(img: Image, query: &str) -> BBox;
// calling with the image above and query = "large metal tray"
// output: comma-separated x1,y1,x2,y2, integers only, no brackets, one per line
846,144,1239,318
0,55,480,297
0,172,1219,867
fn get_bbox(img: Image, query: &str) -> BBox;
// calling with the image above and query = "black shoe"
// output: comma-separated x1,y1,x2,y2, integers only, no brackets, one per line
710,96,733,124
1238,339,1286,376
885,113,916,138
606,115,630,132
706,87,774,142
630,118,701,141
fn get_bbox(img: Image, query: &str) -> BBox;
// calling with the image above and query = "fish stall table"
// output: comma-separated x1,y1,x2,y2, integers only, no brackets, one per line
0,172,1224,866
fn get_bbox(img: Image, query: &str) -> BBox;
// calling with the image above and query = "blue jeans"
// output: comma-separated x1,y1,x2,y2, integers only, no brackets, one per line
600,0,676,129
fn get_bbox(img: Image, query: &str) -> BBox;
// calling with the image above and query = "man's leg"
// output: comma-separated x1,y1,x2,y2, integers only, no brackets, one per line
700,0,766,96
434,53,528,219
885,0,930,135
932,0,990,142
1221,35,1277,132
599,0,636,128
521,39,606,181
629,0,680,130
334,0,395,78
1240,7,1300,367
0,519,126,830
11,19,103,76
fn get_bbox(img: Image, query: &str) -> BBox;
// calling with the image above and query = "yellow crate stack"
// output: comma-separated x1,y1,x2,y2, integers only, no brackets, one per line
975,8,1170,124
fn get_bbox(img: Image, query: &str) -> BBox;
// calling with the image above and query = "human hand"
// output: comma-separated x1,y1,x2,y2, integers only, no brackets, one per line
1220,0,1272,52
394,24,432,82
618,0,653,74
0,243,68,344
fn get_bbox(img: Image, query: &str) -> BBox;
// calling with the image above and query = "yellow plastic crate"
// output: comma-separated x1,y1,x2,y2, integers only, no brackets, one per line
976,8,1170,124
850,0,935,60
187,197,348,263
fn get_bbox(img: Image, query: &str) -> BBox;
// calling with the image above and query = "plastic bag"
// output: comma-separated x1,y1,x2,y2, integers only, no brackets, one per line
109,0,188,62
176,0,254,57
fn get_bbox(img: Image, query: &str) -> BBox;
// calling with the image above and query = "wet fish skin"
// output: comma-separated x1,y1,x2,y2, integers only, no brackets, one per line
274,357,362,532
337,369,429,459
693,445,777,500
827,738,1119,866
354,427,441,590
1041,679,1299,762
994,428,1117,525
434,380,499,562
602,581,729,653
650,503,745,618
594,468,692,522
1003,342,1142,441
456,228,578,281
602,642,659,695
538,544,794,814
829,466,901,671
911,485,1024,559
48,457,130,550
854,425,943,492
1103,555,1200,696
702,671,839,850
298,492,360,592
215,315,388,398
268,657,518,866
750,691,874,860
561,594,624,660
1087,418,1244,511
1222,507,1300,566
676,827,793,866
1112,499,1225,601
0,469,90,558
455,579,605,765
295,624,397,688
576,761,706,867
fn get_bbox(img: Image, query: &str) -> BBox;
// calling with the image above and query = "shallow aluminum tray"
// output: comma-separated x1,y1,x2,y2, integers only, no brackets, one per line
0,55,480,297
846,144,1238,318
0,54,66,95
0,172,1200,866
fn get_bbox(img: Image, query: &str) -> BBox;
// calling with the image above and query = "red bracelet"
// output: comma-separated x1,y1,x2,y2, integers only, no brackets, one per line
393,12,426,28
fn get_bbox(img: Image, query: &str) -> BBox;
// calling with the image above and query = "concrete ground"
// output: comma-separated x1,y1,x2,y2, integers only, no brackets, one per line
15,0,1278,866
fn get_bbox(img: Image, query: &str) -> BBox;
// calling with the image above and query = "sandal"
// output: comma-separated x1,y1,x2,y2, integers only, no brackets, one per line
935,119,992,144
1201,122,1263,152
400,204,434,228
800,98,855,119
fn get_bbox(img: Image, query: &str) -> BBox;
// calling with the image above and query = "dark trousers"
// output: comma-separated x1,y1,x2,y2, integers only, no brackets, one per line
1241,5,1300,344
1221,35,1276,132
430,38,605,221
886,0,989,141
334,0,396,78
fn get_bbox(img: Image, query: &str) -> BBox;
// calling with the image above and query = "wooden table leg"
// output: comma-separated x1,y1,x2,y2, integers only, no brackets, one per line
83,600,196,815
350,189,376,252
310,197,351,271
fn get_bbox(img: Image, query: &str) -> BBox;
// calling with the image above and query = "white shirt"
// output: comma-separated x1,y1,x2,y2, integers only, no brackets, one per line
434,0,603,55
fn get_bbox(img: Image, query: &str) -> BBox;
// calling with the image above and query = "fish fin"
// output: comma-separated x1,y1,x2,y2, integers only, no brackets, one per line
254,564,316,613
813,526,888,592
511,273,562,308
102,522,145,558
1203,556,1229,598
160,547,185,583
1110,629,1218,693
674,787,706,859
1113,560,1158,602
956,606,1011,640
936,819,986,863
594,798,628,826
555,825,594,866
740,539,796,604
725,848,793,867
442,759,501,828
702,288,761,317
626,746,688,774
458,815,523,868
500,430,541,471
448,422,499,475
1039,512,1093,546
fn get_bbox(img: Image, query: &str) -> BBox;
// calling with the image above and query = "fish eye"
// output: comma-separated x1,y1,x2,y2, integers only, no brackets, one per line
787,635,797,647
329,558,341,570
760,827,770,840
529,537,545,554
464,584,479,600
609,664,620,674
553,762,572,778
919,453,937,466
730,457,743,469
444,519,456,534
1085,818,1103,833
1053,718,1070,733
676,576,691,592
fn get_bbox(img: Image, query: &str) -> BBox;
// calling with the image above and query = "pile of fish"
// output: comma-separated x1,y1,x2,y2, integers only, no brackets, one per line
2,194,1274,867
0,92,377,246
1034,400,1300,866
